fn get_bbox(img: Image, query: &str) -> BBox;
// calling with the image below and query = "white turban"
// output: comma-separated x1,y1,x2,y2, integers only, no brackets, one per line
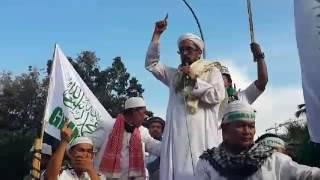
125,97,146,110
67,137,93,153
177,33,204,51
222,100,256,124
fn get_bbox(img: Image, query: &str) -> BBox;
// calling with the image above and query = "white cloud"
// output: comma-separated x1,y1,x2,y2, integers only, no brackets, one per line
145,60,304,137
222,60,304,136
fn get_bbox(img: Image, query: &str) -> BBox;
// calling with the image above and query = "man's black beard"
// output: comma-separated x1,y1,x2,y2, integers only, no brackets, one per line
153,135,162,141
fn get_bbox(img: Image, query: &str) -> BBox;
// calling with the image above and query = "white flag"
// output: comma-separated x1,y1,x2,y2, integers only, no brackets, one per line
295,0,320,143
43,44,114,141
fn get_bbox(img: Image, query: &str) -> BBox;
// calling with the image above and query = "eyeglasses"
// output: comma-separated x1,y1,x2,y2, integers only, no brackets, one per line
177,46,199,55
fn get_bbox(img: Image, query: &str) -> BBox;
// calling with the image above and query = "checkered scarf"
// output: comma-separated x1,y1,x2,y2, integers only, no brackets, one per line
99,114,145,178
200,143,274,179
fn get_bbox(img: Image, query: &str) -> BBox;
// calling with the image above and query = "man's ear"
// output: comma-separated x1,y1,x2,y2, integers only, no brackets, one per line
196,49,203,59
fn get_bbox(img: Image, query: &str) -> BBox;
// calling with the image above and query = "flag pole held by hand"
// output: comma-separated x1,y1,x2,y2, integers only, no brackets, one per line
247,0,257,62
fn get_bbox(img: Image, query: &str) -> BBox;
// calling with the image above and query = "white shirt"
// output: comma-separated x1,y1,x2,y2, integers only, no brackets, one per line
41,168,105,180
238,82,263,104
195,152,320,180
90,124,161,180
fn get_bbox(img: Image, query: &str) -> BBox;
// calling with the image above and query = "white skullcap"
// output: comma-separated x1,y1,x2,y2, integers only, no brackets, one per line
222,100,256,124
260,137,286,149
221,65,230,75
42,143,52,155
177,33,204,51
67,137,93,153
125,97,146,110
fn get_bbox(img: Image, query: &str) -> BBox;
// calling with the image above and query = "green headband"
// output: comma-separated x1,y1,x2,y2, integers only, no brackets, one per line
260,137,285,149
222,111,255,124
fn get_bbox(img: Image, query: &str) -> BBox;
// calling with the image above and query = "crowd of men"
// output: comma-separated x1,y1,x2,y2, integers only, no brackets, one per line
34,16,320,180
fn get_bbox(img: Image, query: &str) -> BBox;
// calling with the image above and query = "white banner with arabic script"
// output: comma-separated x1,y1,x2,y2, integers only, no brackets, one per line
295,0,320,143
43,44,114,141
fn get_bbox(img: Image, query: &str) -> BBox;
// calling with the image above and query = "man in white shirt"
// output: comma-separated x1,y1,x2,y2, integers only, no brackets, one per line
196,100,320,180
91,97,161,180
145,17,225,180
221,42,268,104
45,126,102,180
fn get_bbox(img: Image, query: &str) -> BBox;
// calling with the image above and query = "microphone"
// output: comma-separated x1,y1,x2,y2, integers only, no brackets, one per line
184,62,190,80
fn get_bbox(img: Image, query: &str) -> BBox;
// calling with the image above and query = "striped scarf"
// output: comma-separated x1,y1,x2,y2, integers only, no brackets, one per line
99,114,145,178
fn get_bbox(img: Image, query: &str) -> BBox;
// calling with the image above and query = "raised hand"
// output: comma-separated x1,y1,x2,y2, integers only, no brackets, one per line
60,120,73,143
154,14,168,35
250,42,264,60
74,157,95,172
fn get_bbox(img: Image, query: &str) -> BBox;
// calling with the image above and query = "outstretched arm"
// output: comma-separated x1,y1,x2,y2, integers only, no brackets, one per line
145,15,175,86
46,123,73,180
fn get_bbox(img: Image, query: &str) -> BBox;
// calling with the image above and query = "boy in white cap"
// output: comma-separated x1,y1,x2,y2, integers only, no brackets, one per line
145,16,225,180
195,100,320,179
91,97,161,180
45,123,102,180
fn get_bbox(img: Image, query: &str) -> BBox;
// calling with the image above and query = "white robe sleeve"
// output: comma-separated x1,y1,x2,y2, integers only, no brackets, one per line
195,159,211,180
141,127,161,156
274,152,320,180
238,82,263,104
145,42,176,87
191,67,225,105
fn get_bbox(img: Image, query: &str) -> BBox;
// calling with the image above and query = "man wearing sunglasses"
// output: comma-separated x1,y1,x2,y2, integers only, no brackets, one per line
145,16,225,180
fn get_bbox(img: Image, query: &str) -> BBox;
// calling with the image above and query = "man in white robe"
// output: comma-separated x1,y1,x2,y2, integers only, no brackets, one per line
196,100,320,180
89,97,161,180
145,17,225,180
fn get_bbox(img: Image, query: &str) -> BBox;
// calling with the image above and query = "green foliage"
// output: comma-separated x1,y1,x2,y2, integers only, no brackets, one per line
0,51,146,179
283,122,320,167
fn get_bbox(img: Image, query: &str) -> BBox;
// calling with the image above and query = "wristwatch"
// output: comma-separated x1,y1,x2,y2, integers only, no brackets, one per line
255,52,265,60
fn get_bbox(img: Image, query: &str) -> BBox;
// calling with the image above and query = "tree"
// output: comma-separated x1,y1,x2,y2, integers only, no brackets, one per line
99,56,144,117
0,68,46,179
0,50,147,179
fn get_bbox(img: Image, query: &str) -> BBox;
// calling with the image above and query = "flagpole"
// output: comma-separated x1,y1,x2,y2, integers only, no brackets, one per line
30,44,57,180
181,0,206,58
246,0,257,62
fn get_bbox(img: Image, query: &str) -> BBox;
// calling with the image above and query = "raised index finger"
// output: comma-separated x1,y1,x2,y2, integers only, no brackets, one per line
164,13,168,22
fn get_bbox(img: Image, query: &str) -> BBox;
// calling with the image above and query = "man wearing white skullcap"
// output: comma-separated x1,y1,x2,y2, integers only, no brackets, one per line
45,125,103,180
195,100,320,180
90,97,161,180
145,16,225,180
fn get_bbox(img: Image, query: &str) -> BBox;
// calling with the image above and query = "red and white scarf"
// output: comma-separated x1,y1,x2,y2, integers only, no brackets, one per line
99,114,145,178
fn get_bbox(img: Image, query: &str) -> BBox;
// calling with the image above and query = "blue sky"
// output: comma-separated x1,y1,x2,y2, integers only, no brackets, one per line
0,0,303,134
